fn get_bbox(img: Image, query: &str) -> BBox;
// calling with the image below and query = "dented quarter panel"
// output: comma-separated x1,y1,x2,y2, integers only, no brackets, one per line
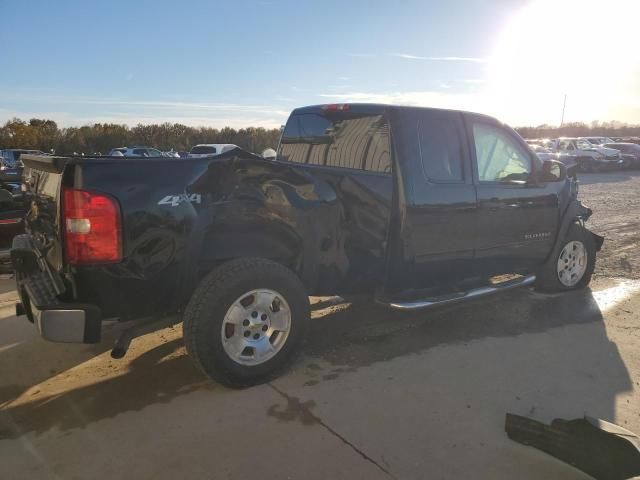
56,149,391,319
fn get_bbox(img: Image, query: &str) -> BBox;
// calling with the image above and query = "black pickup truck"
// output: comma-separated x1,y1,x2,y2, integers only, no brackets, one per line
12,104,603,386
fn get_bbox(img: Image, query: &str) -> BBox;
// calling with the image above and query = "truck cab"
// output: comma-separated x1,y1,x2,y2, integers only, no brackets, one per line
12,104,603,386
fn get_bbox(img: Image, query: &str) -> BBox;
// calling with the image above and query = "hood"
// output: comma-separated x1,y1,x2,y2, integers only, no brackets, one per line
593,146,620,157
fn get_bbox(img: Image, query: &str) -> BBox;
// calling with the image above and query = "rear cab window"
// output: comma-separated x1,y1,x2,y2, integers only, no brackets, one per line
191,146,217,155
278,109,391,174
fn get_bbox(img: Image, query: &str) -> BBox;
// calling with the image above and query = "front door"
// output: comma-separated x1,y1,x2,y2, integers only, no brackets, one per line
467,116,560,276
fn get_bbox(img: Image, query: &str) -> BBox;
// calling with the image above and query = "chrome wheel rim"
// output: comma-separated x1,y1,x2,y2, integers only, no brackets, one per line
557,240,588,287
220,289,291,366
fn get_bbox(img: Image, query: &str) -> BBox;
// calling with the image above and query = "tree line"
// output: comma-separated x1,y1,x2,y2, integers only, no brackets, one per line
515,120,640,140
0,118,282,155
2,117,640,156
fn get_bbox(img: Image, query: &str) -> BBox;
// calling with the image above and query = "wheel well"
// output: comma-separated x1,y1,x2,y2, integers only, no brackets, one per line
196,232,302,281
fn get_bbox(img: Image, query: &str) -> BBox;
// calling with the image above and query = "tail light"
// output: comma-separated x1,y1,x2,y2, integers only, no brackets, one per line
63,187,122,264
322,104,350,112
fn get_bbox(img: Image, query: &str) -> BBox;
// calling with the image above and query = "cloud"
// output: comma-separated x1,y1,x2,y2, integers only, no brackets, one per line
0,93,290,128
393,53,488,63
0,108,286,129
74,99,290,116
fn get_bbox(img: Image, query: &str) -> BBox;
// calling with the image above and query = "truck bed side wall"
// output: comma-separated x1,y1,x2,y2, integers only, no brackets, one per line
72,152,392,319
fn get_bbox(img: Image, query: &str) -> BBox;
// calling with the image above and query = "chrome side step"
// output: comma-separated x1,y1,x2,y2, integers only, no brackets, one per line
382,274,536,311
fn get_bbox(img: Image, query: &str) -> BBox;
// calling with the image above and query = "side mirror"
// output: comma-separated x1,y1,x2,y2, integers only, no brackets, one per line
541,159,567,182
0,188,14,205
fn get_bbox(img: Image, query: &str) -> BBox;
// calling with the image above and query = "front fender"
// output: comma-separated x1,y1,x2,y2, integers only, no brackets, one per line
546,200,602,263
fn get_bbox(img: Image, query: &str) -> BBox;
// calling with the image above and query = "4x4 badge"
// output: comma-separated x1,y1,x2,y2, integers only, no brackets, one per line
158,194,201,207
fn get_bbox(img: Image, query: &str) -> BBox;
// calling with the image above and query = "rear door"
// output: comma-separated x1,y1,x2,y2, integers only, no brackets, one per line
467,115,559,276
389,108,477,292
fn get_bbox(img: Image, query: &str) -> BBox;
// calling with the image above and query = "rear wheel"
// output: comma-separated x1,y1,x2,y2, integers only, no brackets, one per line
535,224,596,292
183,258,309,387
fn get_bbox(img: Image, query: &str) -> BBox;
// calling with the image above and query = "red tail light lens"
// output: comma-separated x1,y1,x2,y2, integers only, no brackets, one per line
322,104,350,112
63,188,122,264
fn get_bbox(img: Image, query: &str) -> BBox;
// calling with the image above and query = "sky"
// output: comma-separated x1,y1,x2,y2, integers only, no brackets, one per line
1,0,639,129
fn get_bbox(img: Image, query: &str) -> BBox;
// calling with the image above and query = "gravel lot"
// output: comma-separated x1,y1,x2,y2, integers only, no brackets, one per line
580,171,640,279
1,171,639,479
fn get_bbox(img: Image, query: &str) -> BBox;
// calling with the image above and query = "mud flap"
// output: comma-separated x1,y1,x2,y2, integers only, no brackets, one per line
590,230,605,252
505,413,640,480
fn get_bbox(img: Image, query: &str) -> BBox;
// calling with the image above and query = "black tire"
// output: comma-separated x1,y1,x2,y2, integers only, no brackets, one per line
535,224,596,292
183,257,310,387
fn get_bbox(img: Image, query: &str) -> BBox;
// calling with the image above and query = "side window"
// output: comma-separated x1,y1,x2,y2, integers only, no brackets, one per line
472,123,532,183
278,113,391,173
576,140,592,150
147,149,162,157
417,117,464,182
132,148,147,156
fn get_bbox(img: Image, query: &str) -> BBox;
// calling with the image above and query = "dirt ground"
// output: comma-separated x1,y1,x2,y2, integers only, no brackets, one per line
580,171,640,279
1,172,639,479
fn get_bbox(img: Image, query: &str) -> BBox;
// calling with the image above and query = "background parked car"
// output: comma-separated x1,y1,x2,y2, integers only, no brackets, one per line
582,136,615,145
603,142,640,168
108,146,165,157
0,182,25,273
556,137,623,172
1,148,46,168
188,144,238,158
529,144,555,161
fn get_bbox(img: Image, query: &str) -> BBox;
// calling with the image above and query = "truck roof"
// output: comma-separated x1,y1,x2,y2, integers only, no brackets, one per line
292,103,496,122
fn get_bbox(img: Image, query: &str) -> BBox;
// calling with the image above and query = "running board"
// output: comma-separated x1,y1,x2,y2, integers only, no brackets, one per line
381,274,536,311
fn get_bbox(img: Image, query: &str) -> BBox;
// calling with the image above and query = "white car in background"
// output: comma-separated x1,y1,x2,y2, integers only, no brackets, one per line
556,137,623,172
582,136,615,146
108,146,166,157
529,144,555,161
188,144,238,158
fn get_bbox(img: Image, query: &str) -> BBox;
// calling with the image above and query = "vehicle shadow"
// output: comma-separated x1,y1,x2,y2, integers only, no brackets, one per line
0,335,212,439
0,283,633,441
0,308,180,406
578,170,640,185
299,284,633,418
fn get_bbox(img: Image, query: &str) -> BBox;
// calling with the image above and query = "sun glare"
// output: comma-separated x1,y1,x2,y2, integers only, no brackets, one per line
489,0,640,126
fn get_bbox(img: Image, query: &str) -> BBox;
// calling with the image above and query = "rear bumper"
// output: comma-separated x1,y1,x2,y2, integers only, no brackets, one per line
11,234,102,343
594,158,624,170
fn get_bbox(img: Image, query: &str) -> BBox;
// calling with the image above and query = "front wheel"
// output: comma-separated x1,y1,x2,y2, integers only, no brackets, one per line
535,224,596,292
183,258,310,387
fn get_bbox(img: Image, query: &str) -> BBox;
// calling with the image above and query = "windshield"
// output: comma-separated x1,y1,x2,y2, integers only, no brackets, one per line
577,139,594,149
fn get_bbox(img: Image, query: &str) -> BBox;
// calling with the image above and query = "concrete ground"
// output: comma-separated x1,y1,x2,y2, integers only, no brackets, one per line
1,172,640,479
